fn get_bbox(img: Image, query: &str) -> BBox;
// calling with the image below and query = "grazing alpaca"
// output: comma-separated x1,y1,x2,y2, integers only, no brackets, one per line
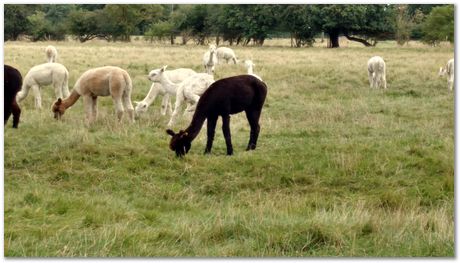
4,65,22,128
166,75,267,157
367,56,387,89
439,58,454,90
52,66,134,123
135,68,196,116
216,47,238,64
244,59,262,81
16,63,69,109
45,45,58,63
148,66,214,127
203,44,218,74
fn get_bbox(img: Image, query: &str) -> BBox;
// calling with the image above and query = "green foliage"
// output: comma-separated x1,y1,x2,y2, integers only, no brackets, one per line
4,4,34,40
422,5,454,45
67,9,109,42
145,21,174,42
27,11,52,41
280,5,317,47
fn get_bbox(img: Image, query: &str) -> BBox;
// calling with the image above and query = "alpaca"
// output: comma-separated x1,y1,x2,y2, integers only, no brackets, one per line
203,44,218,74
367,56,387,89
16,62,69,109
148,66,214,127
216,47,238,64
4,65,22,128
166,75,267,157
52,66,134,124
45,45,58,63
135,68,196,116
244,59,262,81
439,58,454,90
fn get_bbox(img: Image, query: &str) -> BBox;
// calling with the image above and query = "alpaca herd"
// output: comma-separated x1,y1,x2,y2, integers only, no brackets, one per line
4,44,454,157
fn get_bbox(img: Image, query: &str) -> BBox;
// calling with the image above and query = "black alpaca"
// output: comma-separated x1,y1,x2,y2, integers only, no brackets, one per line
4,65,22,128
166,75,267,157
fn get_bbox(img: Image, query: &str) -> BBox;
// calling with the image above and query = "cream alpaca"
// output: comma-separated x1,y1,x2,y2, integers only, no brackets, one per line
45,45,58,63
367,56,387,89
52,66,134,124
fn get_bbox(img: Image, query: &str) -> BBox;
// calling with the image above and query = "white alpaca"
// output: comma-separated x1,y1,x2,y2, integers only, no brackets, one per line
45,45,58,63
135,68,196,116
16,63,70,109
203,44,218,74
148,66,214,127
367,56,387,89
244,60,262,81
216,47,238,64
439,58,454,90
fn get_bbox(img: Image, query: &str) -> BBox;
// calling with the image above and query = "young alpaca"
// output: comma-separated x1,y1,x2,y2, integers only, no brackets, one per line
244,60,262,81
52,66,135,124
166,75,267,157
439,58,454,90
367,56,387,89
4,65,22,128
148,66,214,127
203,44,218,74
216,47,238,64
135,68,196,116
45,45,58,63
16,62,69,109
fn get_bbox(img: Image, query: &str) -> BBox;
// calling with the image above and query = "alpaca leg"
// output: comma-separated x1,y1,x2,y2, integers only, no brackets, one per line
53,82,63,100
368,71,374,88
160,94,170,116
11,99,21,128
448,76,454,90
382,74,387,89
186,94,201,112
245,109,262,151
221,115,233,155
62,82,70,99
31,85,42,109
167,93,184,127
204,115,218,154
91,96,98,121
122,91,135,123
113,97,124,122
4,103,12,125
83,96,94,124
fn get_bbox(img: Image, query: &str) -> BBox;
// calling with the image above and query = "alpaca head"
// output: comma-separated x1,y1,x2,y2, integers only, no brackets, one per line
134,101,148,115
148,65,167,82
51,98,66,120
439,66,446,77
166,129,191,157
244,60,255,69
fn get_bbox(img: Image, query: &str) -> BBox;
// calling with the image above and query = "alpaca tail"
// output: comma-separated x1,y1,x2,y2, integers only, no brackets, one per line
16,82,30,103
63,70,70,98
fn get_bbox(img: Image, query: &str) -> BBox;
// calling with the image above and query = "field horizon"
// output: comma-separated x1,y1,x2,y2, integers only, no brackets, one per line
4,39,454,256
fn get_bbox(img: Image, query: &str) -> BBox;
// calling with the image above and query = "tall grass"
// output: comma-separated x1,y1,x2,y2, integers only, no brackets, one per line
4,38,454,256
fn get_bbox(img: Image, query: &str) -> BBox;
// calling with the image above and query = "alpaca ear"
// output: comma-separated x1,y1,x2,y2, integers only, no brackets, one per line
56,98,62,105
166,129,175,136
161,65,168,72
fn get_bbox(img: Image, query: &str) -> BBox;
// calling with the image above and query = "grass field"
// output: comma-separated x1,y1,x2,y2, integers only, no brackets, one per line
3,38,454,256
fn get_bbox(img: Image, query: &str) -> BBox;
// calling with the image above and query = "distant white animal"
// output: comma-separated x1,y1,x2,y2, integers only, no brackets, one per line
216,47,238,64
148,65,214,127
135,68,196,116
244,60,262,81
367,56,387,89
45,45,58,63
16,63,69,109
203,44,218,74
439,58,454,90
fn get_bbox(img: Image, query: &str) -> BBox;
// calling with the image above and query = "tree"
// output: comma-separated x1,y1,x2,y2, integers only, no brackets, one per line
145,21,174,43
27,11,52,41
67,9,110,42
313,5,394,48
395,5,413,45
421,5,454,46
4,4,34,40
280,5,317,47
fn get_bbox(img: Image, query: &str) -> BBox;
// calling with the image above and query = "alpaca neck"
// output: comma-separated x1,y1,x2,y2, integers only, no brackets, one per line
159,74,177,92
207,50,214,65
247,66,254,75
185,113,207,141
62,90,81,109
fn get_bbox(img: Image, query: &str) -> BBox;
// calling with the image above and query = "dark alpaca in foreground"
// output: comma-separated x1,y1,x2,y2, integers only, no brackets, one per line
166,75,267,157
4,65,22,128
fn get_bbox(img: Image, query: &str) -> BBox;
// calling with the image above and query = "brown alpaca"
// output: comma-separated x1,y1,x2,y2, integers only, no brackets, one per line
4,65,22,128
52,66,134,124
166,75,267,157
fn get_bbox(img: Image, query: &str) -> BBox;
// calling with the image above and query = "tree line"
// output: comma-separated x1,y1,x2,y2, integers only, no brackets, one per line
4,4,454,48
